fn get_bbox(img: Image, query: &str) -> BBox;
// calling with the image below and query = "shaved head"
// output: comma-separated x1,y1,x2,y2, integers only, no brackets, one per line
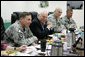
54,8,62,19
54,8,62,13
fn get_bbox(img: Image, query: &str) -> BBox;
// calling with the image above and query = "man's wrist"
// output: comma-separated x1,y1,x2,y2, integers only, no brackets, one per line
14,47,16,50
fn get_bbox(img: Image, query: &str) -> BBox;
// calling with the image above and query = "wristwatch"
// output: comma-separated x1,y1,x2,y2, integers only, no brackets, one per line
14,47,16,50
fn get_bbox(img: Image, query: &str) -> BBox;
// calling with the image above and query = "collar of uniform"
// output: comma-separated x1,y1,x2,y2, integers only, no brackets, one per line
54,14,61,22
52,14,59,21
65,15,71,21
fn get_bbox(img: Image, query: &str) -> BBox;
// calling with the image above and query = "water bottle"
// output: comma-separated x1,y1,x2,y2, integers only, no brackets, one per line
50,40,63,56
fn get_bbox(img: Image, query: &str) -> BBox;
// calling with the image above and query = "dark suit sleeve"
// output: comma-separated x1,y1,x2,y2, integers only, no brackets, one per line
30,21,49,39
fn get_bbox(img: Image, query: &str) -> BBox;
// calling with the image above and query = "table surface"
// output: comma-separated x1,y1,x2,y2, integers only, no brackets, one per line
1,32,84,56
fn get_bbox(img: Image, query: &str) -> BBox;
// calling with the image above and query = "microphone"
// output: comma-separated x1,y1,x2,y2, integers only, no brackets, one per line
72,37,82,48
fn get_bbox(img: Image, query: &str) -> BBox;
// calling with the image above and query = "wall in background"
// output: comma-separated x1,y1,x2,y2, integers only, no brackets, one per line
1,1,84,29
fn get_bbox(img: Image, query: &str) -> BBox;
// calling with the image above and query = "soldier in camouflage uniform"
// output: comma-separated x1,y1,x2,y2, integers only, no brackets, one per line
3,12,38,47
61,7,77,30
48,8,66,33
61,7,77,47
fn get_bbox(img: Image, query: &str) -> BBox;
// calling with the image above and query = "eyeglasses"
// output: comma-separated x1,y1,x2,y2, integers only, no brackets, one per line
58,11,62,14
41,15,48,19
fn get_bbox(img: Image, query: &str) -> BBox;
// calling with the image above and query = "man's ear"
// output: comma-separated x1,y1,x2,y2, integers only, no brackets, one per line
20,17,24,23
